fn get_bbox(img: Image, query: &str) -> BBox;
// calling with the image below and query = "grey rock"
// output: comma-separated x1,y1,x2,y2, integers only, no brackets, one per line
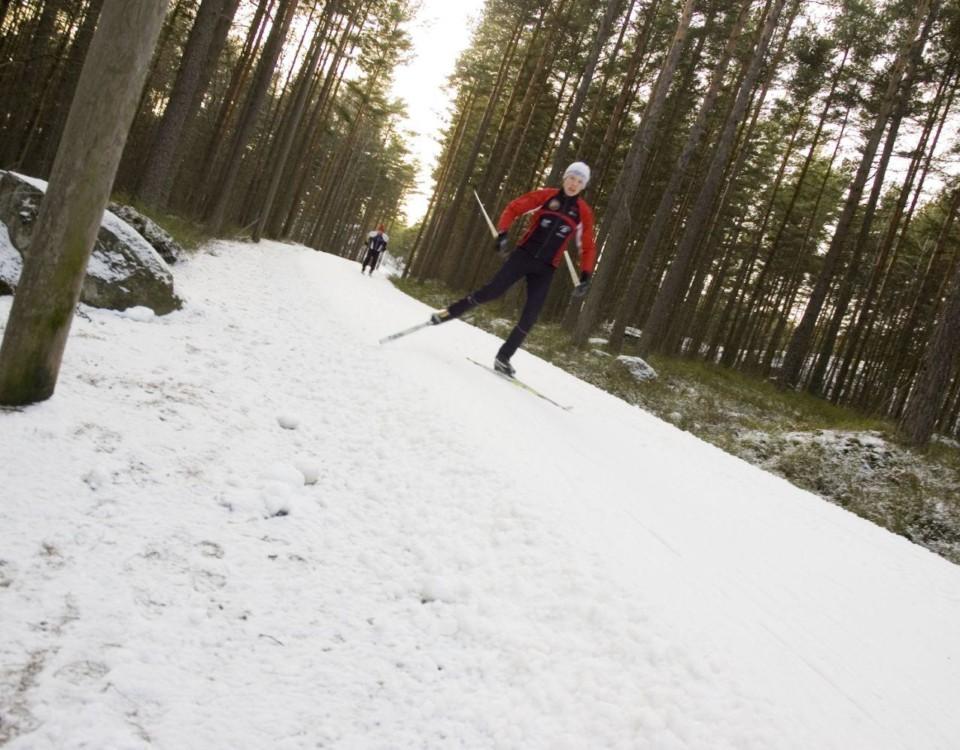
0,221,21,295
0,171,182,314
107,202,184,264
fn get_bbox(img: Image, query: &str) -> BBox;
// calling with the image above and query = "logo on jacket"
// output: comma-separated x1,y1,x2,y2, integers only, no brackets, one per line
548,199,561,211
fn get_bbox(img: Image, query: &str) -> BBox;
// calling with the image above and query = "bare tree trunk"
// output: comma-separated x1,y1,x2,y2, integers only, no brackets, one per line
404,87,478,278
590,0,664,195
35,0,105,174
577,0,638,156
719,106,807,367
2,0,63,166
431,22,524,281
137,0,236,209
806,7,934,397
571,0,698,346
0,0,167,405
278,9,359,238
885,185,960,408
207,0,298,233
13,0,88,172
604,0,753,354
545,0,622,185
779,0,933,388
253,5,332,241
832,62,957,403
899,248,960,446
190,0,274,209
637,0,788,357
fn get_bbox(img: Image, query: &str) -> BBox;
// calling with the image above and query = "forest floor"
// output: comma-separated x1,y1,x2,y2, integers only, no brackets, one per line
392,276,960,567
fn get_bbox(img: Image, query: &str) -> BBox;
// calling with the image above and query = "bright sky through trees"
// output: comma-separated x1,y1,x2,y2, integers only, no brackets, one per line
389,0,485,224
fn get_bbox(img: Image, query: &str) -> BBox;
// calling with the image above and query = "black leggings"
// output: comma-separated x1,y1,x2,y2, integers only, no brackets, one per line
447,249,556,361
362,249,381,271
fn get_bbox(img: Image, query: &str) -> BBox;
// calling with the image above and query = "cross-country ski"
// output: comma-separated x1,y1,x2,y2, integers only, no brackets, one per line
467,357,572,410
378,318,434,344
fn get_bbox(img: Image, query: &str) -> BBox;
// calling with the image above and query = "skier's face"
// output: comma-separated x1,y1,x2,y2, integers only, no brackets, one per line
562,174,585,196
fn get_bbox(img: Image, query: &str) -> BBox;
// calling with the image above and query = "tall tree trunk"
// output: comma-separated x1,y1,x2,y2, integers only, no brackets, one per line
545,0,622,185
899,249,960,446
884,186,960,411
603,1,754,355
723,43,850,367
190,0,274,209
137,0,235,209
0,0,167,405
430,21,525,281
15,0,88,173
36,0,105,174
2,0,63,166
832,62,957,403
404,87,479,278
719,103,808,367
577,0,638,156
206,0,298,233
253,5,333,241
806,6,935,397
571,0,698,346
667,0,801,359
278,8,360,238
590,0,664,195
637,0,788,357
778,0,934,388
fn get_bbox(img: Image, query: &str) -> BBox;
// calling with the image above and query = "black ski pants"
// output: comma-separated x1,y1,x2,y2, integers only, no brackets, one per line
362,248,381,273
447,249,556,361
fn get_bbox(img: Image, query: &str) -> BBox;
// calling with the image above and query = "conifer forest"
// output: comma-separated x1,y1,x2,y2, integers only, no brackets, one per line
1,0,959,444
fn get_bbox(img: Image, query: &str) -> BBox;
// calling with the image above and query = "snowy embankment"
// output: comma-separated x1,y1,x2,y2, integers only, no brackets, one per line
2,240,959,749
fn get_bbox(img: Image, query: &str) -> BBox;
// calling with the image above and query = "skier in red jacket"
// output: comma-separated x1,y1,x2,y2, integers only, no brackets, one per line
430,162,596,376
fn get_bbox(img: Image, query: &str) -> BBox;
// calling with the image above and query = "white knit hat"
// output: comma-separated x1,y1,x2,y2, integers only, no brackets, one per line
563,161,591,186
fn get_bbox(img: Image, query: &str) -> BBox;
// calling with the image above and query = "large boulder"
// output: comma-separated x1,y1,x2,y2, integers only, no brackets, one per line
0,222,22,296
108,202,184,264
0,170,182,314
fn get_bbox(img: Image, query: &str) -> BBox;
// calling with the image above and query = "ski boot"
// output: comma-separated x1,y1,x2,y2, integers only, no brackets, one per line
493,357,516,377
430,309,451,325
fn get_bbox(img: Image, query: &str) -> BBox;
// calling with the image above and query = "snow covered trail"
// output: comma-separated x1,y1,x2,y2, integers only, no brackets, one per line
2,240,959,749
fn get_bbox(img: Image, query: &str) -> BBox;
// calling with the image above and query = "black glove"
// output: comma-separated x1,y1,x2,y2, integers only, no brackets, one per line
494,231,509,257
572,271,592,299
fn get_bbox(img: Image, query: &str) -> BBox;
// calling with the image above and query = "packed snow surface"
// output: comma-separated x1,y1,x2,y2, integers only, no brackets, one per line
2,241,959,749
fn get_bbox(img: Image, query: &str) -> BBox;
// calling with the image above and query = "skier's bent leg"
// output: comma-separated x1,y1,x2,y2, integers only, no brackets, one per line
497,268,553,362
438,253,527,322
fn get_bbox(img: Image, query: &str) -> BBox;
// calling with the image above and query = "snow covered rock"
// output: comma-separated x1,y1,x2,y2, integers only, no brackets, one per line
107,202,184,264
0,221,21,295
0,170,183,314
617,355,658,381
118,305,156,322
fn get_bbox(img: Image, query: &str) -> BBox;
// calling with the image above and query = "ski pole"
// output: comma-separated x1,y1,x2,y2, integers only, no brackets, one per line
562,250,579,286
473,188,498,239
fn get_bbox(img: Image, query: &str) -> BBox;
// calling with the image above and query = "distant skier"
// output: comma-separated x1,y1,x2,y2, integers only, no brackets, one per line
430,162,596,376
361,224,389,275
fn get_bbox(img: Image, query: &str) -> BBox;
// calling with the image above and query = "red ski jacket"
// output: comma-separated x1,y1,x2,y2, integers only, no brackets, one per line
497,187,597,274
